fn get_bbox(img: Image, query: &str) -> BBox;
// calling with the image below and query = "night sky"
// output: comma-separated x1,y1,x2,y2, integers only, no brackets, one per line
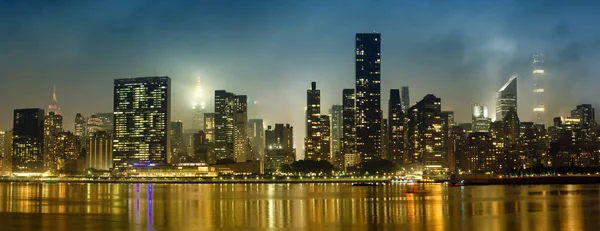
2,0,600,158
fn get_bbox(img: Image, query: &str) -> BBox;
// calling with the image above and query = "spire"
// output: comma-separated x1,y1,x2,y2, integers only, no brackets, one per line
48,84,60,115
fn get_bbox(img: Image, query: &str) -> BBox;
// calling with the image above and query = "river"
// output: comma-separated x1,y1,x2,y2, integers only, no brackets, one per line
0,182,598,230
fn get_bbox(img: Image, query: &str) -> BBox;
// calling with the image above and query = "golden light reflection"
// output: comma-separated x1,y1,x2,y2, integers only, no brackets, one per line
0,183,597,230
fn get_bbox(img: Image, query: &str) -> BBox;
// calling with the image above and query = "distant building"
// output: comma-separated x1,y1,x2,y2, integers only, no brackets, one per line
170,121,185,163
464,132,495,173
113,76,171,168
388,89,404,165
87,113,114,136
533,54,546,125
472,103,491,132
355,32,382,161
401,86,410,114
496,76,517,121
265,124,294,171
13,108,45,173
248,119,265,161
44,111,63,171
193,130,209,163
305,82,321,160
0,131,12,175
571,104,595,129
406,95,445,171
74,113,86,138
330,105,344,169
87,131,112,170
204,113,215,142
214,90,247,162
342,89,356,158
48,85,61,115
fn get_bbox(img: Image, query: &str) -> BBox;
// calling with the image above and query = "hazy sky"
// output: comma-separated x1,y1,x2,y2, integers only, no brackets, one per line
2,0,600,158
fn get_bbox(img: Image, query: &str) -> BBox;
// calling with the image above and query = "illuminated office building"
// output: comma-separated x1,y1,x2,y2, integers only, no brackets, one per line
342,89,356,157
13,108,45,173
496,76,517,121
472,103,491,132
170,121,185,162
43,111,63,171
113,76,171,168
388,89,404,164
74,113,86,138
571,104,595,129
214,90,248,162
406,95,445,170
305,82,321,160
330,105,344,169
265,124,294,170
355,32,382,161
87,113,114,136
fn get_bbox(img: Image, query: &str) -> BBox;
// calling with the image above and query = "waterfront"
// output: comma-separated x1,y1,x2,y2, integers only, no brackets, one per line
0,183,599,231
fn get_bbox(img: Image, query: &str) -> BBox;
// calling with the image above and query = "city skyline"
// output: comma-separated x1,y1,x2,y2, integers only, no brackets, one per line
3,1,600,159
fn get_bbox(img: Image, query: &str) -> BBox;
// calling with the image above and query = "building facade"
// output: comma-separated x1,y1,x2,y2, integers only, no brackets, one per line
13,108,45,173
355,32,382,161
87,131,113,170
113,76,171,168
496,76,517,121
214,90,248,162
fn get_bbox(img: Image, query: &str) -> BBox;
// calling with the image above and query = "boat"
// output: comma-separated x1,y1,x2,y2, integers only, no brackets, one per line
352,183,378,187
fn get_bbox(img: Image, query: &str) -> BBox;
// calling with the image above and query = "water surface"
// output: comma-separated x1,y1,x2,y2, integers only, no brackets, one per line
0,182,598,231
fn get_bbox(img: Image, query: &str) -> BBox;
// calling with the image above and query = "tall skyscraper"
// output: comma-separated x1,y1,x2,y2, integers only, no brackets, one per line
330,105,344,168
533,54,546,125
113,77,171,167
472,103,491,132
214,90,248,162
388,89,404,164
401,86,410,114
248,119,265,161
43,111,63,171
355,32,382,161
406,95,445,170
571,104,595,129
319,115,331,161
305,82,321,160
170,121,185,162
496,76,517,121
342,89,356,157
192,79,206,131
48,85,61,115
74,113,86,138
86,131,112,170
13,108,45,173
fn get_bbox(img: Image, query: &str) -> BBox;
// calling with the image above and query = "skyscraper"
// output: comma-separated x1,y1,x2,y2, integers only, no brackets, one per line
13,108,45,173
248,119,265,161
192,79,206,131
74,113,86,138
214,90,248,162
319,115,331,161
86,131,112,170
305,82,321,160
406,95,445,170
401,86,410,114
355,32,382,161
533,54,546,125
472,103,491,132
330,105,344,168
571,104,595,129
44,111,63,171
388,89,404,164
496,76,517,121
113,76,171,167
170,121,185,162
342,89,356,156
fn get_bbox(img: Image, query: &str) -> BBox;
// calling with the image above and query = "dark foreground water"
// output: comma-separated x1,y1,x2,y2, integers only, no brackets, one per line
0,182,599,231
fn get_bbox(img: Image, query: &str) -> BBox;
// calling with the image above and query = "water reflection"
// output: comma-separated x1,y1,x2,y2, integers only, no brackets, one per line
0,182,599,230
